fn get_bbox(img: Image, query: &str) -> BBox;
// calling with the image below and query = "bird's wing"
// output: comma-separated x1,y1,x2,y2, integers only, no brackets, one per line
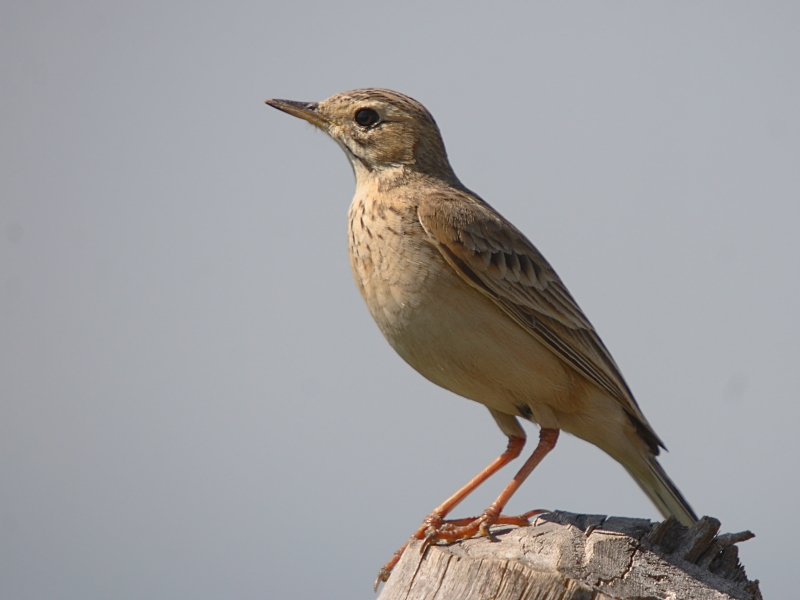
417,192,663,451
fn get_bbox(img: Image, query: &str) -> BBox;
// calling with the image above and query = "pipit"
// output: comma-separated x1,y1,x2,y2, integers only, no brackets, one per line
265,89,698,587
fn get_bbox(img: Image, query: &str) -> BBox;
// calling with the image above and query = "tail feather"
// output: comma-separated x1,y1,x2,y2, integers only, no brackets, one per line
626,455,697,526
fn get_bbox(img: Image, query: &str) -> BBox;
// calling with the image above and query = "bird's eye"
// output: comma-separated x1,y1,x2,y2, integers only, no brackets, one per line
355,108,380,127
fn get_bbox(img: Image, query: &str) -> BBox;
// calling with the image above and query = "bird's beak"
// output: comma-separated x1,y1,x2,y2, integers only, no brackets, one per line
265,99,330,129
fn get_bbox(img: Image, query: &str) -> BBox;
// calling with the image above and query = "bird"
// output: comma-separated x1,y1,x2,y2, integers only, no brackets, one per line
265,88,698,586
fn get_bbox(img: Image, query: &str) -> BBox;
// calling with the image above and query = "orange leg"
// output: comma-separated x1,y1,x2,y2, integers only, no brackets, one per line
375,430,558,589
428,428,559,543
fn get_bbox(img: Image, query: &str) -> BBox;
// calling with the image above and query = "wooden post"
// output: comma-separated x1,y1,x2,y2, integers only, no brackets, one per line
377,512,760,600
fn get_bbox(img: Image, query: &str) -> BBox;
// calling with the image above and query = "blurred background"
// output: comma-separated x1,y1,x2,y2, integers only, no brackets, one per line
2,2,798,598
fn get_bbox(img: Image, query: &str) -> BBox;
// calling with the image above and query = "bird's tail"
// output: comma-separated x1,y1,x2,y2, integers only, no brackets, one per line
624,454,697,526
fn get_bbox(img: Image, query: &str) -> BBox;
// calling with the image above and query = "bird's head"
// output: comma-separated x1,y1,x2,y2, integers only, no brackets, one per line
266,88,457,184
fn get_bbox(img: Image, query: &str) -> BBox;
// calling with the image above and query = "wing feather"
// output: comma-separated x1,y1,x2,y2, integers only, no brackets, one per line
416,192,664,451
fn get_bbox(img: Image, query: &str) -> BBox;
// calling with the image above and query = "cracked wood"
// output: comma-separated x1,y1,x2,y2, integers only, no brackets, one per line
376,511,760,600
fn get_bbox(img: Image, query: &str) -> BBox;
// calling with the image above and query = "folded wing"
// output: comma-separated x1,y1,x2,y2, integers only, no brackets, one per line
416,191,664,453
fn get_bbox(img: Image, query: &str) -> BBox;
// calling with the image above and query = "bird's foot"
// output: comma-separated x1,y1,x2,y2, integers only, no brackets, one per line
422,508,546,545
374,508,546,591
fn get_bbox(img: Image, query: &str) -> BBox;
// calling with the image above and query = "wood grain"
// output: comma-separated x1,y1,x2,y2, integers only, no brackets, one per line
377,512,759,600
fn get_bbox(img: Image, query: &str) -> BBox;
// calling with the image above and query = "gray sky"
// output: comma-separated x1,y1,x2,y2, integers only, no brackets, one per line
2,2,798,598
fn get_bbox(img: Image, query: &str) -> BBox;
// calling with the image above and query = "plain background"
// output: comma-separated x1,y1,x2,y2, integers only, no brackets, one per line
2,2,798,598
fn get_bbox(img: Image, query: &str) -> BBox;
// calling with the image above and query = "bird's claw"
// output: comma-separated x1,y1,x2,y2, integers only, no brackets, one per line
375,509,547,590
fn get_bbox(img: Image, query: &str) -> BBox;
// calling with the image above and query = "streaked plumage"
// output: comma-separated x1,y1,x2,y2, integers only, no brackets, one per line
266,88,698,585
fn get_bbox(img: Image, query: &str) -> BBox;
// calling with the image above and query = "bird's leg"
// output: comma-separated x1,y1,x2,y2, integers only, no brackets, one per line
375,435,526,589
425,428,558,544
429,428,559,543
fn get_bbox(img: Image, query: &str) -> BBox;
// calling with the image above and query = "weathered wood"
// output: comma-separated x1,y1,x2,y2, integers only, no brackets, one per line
377,512,759,600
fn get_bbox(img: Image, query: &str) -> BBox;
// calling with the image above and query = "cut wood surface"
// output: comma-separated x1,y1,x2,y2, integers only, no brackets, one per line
377,512,760,600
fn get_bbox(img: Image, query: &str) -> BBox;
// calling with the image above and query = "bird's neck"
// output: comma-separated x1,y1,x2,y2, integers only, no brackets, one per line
355,164,464,195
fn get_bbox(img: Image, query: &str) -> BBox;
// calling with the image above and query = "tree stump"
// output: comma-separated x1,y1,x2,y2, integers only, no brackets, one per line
376,511,760,600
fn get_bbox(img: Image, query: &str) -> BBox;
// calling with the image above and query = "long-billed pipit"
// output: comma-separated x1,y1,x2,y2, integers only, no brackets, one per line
265,89,698,586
